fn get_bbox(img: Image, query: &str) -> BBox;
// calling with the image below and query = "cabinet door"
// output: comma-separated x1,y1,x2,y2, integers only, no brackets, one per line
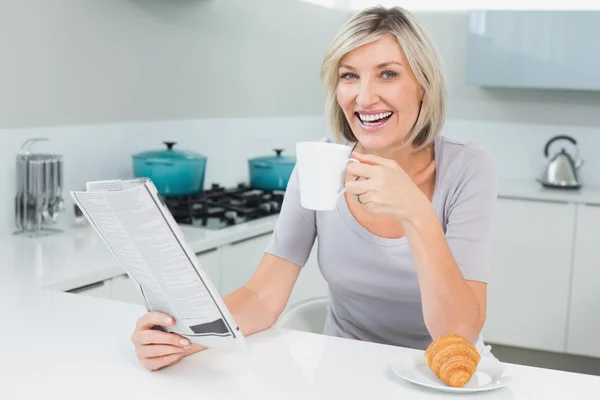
482,198,576,352
196,248,221,294
111,274,146,305
286,242,329,308
67,279,112,300
567,204,600,357
220,233,273,296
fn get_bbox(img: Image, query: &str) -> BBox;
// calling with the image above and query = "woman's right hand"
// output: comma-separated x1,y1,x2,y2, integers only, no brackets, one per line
131,311,205,371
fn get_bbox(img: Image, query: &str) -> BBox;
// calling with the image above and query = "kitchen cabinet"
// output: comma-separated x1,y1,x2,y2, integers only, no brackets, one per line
483,198,576,352
286,243,329,309
219,233,328,308
67,279,112,300
111,274,145,305
196,248,221,293
566,204,600,358
68,275,143,305
220,233,273,296
466,11,600,91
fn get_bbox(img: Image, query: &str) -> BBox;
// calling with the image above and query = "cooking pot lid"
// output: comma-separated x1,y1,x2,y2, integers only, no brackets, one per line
251,149,296,165
133,141,206,160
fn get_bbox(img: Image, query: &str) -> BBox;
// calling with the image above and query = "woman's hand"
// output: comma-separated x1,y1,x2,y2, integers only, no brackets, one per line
344,152,429,223
131,312,205,371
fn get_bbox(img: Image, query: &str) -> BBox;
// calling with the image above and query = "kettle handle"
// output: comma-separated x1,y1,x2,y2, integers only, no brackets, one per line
544,135,577,158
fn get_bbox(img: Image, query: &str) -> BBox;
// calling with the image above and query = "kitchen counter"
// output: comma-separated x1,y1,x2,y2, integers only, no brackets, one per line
498,179,600,205
4,178,599,295
3,281,600,399
2,215,278,292
2,176,598,294
2,185,600,399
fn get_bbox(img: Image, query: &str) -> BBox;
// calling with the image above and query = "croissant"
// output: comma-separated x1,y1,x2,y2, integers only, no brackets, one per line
424,334,481,388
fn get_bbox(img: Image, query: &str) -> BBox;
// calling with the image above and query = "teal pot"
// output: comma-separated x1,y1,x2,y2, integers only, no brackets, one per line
132,141,207,196
248,149,296,191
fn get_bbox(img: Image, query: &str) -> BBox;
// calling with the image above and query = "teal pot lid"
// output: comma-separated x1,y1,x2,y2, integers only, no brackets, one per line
133,141,206,160
250,149,296,165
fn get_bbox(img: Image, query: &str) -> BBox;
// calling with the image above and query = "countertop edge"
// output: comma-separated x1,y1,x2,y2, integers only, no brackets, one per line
39,217,279,292
498,180,600,205
28,181,600,293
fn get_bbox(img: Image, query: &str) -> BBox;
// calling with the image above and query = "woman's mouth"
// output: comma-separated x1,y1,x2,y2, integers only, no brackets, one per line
354,111,393,131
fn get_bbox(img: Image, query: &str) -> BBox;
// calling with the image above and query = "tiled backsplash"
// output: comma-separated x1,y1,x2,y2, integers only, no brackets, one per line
1,116,598,233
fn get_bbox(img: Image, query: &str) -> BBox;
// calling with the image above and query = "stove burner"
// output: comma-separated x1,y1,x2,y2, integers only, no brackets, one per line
162,183,285,229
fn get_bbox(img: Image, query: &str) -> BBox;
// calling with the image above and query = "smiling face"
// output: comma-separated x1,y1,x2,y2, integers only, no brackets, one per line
336,35,424,151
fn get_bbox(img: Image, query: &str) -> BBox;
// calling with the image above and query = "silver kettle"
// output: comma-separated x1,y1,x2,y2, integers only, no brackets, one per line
538,135,583,189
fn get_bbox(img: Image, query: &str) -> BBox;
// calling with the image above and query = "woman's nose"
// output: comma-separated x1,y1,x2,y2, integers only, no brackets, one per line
355,81,380,109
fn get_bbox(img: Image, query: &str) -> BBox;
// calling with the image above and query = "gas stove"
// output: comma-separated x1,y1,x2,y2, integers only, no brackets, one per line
163,183,285,229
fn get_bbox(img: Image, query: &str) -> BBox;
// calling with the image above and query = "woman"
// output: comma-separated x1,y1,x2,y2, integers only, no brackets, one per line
130,6,497,371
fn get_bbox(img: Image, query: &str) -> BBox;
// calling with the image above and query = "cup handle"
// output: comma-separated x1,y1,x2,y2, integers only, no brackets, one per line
335,158,360,200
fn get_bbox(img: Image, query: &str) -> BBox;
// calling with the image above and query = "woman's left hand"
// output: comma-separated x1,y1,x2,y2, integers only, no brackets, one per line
344,152,427,223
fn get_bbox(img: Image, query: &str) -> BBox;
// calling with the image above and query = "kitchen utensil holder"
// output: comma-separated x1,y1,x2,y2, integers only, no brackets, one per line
14,138,65,237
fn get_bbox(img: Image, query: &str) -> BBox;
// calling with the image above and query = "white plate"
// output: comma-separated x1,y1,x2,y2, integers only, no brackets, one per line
391,355,514,394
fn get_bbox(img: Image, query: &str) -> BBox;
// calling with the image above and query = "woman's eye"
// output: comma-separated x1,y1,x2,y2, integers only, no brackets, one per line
381,70,398,79
340,72,358,80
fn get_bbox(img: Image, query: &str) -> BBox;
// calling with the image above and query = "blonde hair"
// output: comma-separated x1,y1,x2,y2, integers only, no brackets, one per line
320,6,446,151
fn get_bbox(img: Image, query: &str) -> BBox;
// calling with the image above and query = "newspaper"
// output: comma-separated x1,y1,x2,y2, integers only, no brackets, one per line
70,178,248,352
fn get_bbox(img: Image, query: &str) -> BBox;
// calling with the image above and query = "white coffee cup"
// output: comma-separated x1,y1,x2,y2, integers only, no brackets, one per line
296,141,359,211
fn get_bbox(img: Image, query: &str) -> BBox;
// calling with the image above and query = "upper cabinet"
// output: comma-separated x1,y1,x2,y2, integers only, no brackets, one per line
466,11,600,91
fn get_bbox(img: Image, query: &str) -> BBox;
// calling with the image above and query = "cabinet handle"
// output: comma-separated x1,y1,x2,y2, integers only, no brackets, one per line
584,203,600,207
230,232,273,246
67,280,105,294
195,247,217,256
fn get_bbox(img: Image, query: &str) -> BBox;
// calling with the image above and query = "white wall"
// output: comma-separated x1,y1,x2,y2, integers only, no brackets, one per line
443,119,599,187
0,0,349,129
4,3,600,130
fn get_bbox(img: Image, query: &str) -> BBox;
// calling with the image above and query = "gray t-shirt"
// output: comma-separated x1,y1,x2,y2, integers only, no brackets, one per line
265,135,497,350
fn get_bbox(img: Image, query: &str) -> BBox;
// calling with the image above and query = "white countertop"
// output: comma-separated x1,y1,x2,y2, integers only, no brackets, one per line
3,284,600,400
2,215,278,292
2,183,600,399
498,179,600,205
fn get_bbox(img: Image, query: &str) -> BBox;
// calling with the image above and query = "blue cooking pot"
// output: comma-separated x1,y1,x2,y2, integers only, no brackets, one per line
248,149,296,191
132,141,207,196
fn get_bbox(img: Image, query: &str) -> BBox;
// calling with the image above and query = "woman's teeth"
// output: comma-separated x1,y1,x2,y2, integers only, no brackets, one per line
357,111,393,125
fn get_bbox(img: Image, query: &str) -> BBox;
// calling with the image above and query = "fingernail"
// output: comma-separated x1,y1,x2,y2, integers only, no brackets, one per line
180,338,190,346
165,317,173,324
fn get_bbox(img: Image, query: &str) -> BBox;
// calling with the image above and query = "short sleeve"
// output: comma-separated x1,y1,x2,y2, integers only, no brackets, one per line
264,165,317,267
444,144,498,283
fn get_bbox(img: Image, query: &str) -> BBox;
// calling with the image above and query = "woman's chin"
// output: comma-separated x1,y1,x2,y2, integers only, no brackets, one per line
353,132,396,151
